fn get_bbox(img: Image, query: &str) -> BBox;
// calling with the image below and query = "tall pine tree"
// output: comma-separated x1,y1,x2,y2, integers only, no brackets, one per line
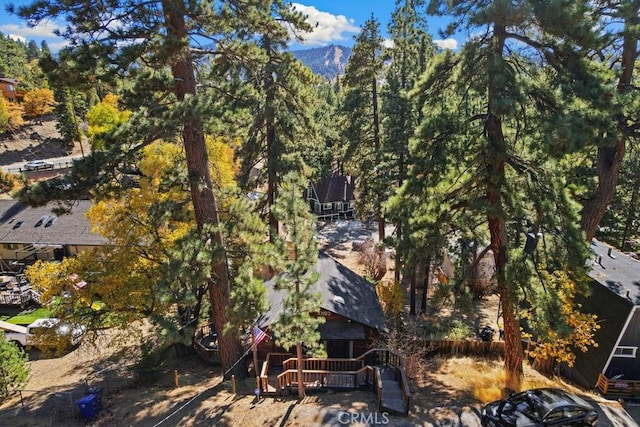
341,16,386,241
411,0,608,390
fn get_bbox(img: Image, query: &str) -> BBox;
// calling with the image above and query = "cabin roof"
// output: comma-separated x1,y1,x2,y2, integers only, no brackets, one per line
588,239,640,306
311,175,355,203
257,251,387,332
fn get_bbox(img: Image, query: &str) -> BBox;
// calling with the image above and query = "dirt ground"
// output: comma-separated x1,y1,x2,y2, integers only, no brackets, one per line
0,116,89,165
0,122,636,426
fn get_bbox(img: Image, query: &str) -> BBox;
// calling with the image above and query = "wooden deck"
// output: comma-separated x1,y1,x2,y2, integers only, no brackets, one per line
259,348,410,416
596,373,640,399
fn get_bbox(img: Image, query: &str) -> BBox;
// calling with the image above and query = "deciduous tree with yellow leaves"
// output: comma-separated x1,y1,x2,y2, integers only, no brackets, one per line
22,88,55,123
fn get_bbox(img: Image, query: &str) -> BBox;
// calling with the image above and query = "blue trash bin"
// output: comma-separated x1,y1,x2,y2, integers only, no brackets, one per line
77,393,100,420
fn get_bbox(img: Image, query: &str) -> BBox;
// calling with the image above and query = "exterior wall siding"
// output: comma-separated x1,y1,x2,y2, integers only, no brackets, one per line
607,307,640,380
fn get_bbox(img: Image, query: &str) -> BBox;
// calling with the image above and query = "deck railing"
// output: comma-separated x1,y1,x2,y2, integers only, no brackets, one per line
596,373,640,398
374,367,383,411
277,369,365,390
260,348,407,411
282,357,364,372
395,366,411,415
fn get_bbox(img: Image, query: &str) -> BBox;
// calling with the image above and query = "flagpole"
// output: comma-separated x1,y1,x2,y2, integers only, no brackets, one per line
252,324,260,379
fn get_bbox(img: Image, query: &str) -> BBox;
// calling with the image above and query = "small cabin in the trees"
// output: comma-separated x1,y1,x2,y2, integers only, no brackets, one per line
562,240,640,398
307,174,356,220
0,77,20,103
254,251,387,361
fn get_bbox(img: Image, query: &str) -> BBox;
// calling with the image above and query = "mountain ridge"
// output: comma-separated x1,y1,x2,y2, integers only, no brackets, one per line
291,44,352,80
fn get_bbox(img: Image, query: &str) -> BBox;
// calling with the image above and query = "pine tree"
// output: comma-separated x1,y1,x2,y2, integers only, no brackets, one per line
382,0,436,301
341,16,386,241
10,0,296,379
270,171,325,400
580,1,640,240
219,1,323,242
411,0,608,390
53,87,82,148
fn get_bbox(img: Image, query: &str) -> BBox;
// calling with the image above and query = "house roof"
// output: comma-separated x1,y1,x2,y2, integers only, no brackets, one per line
0,200,107,246
588,239,640,306
256,251,387,333
312,175,355,203
0,78,18,85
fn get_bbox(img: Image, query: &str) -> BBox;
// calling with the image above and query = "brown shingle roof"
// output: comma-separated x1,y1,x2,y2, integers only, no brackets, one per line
0,200,107,246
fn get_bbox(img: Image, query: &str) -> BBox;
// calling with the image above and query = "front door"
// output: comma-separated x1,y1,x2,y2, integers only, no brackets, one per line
327,340,349,358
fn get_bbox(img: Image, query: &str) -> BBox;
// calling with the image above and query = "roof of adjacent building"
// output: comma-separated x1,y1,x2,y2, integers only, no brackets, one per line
311,175,355,203
0,200,107,246
257,251,387,333
588,239,640,306
0,78,19,85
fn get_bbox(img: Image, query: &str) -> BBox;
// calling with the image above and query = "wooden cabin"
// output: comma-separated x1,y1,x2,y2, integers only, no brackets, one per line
307,175,356,221
254,251,387,361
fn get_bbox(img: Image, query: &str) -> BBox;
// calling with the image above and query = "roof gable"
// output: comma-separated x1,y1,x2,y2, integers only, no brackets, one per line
257,252,387,332
312,175,355,204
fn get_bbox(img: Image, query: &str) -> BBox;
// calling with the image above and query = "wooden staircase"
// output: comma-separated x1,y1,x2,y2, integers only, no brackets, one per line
259,349,410,416
377,366,409,416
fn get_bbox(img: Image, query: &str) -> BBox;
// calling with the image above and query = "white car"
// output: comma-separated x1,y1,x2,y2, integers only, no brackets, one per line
23,160,54,171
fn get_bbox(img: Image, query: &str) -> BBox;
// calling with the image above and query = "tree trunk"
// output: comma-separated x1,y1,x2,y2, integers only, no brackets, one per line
163,0,244,379
581,11,637,240
420,257,430,313
621,158,640,251
372,75,384,242
486,23,523,392
409,261,416,315
264,37,279,243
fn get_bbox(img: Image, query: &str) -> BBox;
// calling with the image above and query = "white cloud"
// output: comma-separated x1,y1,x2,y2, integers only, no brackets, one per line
382,39,394,49
291,3,360,46
434,38,458,50
0,21,60,40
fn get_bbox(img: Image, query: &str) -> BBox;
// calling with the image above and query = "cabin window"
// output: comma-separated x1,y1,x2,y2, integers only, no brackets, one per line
613,346,637,358
7,84,14,91
323,203,333,210
3,243,18,250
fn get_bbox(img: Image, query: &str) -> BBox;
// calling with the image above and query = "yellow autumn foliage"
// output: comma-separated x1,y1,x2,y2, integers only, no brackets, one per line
525,273,600,370
26,137,239,330
376,280,403,314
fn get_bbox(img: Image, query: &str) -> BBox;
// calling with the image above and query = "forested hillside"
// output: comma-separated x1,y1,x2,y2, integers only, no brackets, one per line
2,0,639,393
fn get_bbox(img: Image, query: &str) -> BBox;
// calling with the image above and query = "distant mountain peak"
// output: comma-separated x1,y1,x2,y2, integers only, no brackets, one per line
291,45,352,80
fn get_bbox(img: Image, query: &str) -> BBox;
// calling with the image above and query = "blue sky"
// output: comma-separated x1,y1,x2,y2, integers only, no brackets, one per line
0,1,459,52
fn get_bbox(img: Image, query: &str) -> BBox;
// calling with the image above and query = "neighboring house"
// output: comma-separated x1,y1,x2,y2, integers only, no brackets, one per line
0,200,107,264
307,174,356,220
0,77,20,103
562,240,640,397
255,251,387,360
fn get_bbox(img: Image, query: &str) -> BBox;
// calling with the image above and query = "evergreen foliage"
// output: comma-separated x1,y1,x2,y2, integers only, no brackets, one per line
405,0,609,390
0,332,30,398
382,0,436,291
341,16,386,240
270,171,325,398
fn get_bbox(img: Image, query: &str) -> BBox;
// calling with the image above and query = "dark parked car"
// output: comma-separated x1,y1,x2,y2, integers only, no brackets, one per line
481,388,598,426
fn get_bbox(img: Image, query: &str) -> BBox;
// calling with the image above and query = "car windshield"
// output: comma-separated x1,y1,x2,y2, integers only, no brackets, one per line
503,392,548,421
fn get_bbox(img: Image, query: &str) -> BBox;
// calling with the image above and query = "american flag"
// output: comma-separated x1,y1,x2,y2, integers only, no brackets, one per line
253,326,268,346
